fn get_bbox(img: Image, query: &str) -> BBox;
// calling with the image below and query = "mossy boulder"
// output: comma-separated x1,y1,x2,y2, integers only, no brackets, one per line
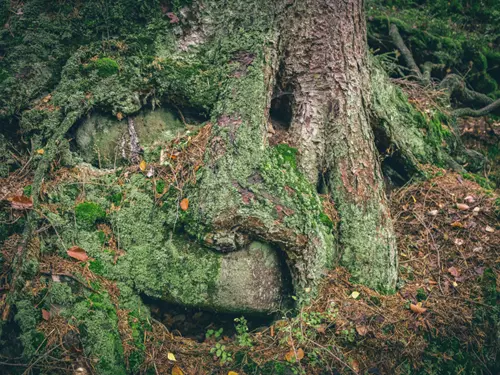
75,108,187,168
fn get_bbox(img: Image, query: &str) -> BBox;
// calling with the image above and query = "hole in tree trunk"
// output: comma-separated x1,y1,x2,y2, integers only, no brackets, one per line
141,296,279,342
373,125,412,188
269,93,293,130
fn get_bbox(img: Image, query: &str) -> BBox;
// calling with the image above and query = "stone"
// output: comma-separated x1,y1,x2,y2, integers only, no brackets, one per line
76,108,187,168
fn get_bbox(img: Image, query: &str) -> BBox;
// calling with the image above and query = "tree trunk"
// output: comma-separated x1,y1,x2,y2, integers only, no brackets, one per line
280,0,397,291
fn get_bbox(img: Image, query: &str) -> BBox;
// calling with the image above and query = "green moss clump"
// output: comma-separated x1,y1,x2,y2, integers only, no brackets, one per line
91,58,120,78
23,185,32,197
109,192,123,206
75,202,106,227
155,180,166,194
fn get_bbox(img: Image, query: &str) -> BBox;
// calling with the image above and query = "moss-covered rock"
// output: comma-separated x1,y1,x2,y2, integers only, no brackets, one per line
76,108,188,167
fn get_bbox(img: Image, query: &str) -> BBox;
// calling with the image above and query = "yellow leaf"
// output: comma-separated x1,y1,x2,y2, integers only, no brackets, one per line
228,372,239,375
36,149,45,155
167,352,176,361
180,198,189,211
139,160,147,171
349,291,360,299
172,365,183,375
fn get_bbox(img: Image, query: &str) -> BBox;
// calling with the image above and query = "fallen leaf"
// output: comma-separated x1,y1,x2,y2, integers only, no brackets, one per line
36,148,45,155
116,112,123,121
180,198,189,211
351,359,360,373
349,291,360,299
42,309,50,321
356,325,368,336
171,365,183,375
448,266,460,277
139,160,147,171
228,372,238,375
428,209,438,216
316,324,326,334
410,303,427,314
454,238,464,246
456,203,469,211
167,352,176,361
451,221,464,228
473,207,480,214
485,226,495,233
270,325,274,337
285,348,305,362
10,196,33,210
66,246,89,262
464,196,475,204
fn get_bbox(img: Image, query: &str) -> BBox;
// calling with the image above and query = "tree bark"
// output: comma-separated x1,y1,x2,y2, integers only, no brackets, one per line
280,0,398,291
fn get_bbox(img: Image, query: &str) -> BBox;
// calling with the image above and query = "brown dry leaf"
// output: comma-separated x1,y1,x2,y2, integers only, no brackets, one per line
316,324,326,334
448,266,460,277
42,309,50,321
351,360,360,373
171,366,184,375
67,246,89,262
139,160,147,171
10,196,33,210
451,221,464,228
410,302,427,314
356,325,368,336
180,198,189,211
116,112,123,121
456,203,470,211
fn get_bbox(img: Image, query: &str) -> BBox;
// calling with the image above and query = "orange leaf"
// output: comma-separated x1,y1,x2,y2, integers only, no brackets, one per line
10,196,33,210
139,160,147,171
172,365,184,375
456,203,469,211
42,309,50,321
450,221,464,228
36,148,45,155
410,303,427,314
116,112,123,121
67,246,89,262
285,348,304,362
180,198,189,211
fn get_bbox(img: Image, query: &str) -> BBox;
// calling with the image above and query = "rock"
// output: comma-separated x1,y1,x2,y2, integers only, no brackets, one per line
213,241,286,313
76,108,187,168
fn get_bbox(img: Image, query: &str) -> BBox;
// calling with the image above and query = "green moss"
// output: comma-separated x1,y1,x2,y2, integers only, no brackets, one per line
155,180,166,194
75,202,106,227
274,144,298,169
89,57,120,78
47,282,76,306
462,173,494,190
109,192,123,206
23,185,32,198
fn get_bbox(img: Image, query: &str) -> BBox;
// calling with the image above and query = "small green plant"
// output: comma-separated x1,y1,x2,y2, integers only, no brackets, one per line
210,342,232,365
234,316,252,347
75,202,106,227
205,327,223,340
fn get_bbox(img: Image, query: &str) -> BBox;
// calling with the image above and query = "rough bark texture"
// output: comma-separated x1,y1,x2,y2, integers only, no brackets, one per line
281,0,398,291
